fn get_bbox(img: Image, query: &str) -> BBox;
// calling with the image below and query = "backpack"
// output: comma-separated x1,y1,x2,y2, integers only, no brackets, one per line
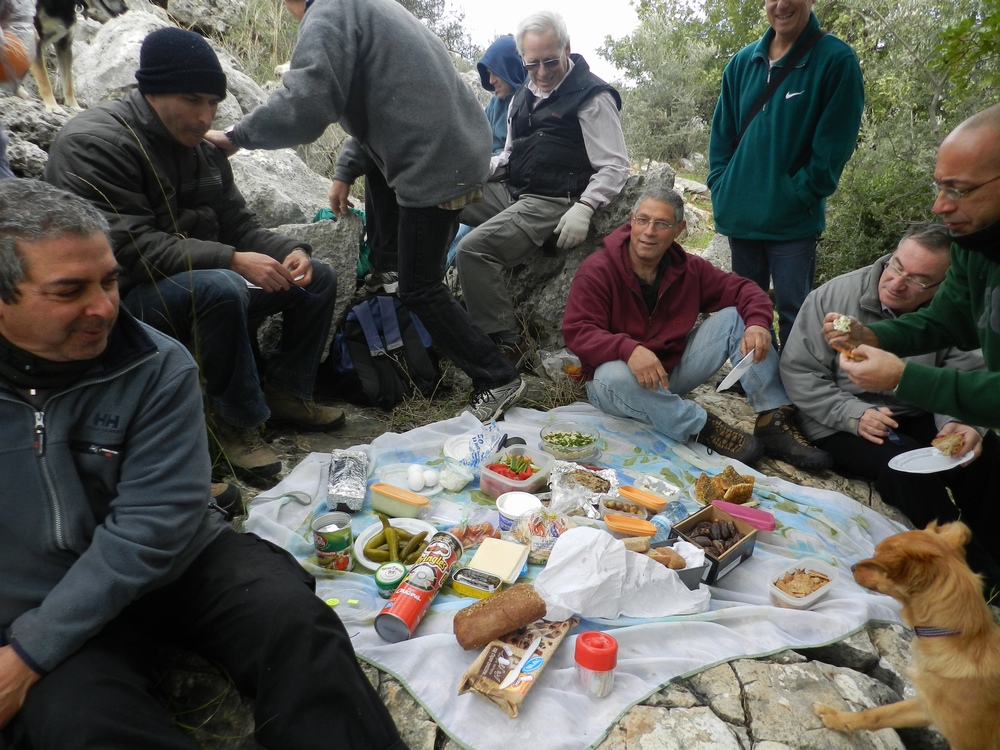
321,295,440,410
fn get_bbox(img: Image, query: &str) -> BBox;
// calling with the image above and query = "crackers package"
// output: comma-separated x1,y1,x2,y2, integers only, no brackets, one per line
457,617,577,717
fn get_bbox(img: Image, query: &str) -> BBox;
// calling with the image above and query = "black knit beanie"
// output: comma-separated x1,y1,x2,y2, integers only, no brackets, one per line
135,27,227,100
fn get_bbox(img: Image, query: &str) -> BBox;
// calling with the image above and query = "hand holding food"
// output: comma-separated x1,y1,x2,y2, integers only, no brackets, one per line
931,433,965,457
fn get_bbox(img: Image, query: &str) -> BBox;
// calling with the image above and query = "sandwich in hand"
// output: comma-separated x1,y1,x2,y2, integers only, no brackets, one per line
931,433,965,457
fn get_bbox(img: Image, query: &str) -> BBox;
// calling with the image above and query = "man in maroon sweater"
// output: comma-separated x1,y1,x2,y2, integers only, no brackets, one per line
563,187,830,469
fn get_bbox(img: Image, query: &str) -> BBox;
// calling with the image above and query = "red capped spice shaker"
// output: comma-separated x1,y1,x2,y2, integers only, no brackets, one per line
574,631,618,698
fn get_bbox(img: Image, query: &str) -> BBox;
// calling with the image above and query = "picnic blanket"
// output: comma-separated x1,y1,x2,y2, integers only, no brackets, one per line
246,403,904,750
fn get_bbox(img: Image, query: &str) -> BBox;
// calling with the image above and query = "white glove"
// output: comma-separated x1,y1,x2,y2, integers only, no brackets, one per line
554,202,594,249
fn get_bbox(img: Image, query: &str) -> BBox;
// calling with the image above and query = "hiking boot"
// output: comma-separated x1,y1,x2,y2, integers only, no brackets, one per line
696,412,764,465
467,377,527,422
215,421,282,480
363,271,399,295
754,405,834,471
264,384,346,431
210,482,244,519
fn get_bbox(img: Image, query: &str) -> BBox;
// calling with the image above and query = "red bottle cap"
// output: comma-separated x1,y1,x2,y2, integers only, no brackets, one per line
574,631,618,671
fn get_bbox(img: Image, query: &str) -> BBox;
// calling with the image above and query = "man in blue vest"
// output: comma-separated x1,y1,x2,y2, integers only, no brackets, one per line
456,10,629,369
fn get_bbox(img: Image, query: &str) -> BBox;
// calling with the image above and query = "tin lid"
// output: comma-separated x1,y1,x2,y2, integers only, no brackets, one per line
575,631,618,671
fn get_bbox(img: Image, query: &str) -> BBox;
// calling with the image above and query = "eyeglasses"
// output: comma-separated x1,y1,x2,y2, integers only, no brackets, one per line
522,57,563,71
931,173,1000,202
632,215,677,232
884,256,943,292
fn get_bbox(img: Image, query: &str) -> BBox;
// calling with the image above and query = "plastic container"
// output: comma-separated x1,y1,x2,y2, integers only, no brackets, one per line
479,446,554,499
603,513,656,537
769,557,839,610
375,562,407,598
575,631,618,698
369,482,430,518
540,421,600,460
712,500,776,544
496,491,543,532
599,497,649,520
438,457,475,492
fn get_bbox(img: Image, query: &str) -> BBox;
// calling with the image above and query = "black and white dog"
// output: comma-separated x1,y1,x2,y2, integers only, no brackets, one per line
27,0,127,109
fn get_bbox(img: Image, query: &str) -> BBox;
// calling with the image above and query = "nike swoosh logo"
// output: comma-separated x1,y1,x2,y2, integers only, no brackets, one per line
785,91,804,99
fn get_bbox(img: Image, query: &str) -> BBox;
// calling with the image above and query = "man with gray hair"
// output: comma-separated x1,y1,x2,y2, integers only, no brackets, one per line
0,179,405,748
457,10,630,368
563,187,832,470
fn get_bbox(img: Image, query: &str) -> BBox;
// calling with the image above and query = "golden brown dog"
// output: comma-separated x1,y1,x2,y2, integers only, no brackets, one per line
814,521,1000,750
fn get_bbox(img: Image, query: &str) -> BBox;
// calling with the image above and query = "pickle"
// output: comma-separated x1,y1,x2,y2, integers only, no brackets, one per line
366,547,390,563
403,545,425,564
366,530,386,549
384,526,400,562
399,531,427,561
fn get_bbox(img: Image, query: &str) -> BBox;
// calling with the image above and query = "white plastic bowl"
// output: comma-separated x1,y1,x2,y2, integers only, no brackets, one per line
354,517,438,572
768,557,839,610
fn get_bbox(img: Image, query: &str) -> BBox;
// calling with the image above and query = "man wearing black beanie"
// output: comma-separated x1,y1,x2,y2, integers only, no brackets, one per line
44,26,345,484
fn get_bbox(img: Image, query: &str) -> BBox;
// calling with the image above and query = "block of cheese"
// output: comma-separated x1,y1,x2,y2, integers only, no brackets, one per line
468,538,530,584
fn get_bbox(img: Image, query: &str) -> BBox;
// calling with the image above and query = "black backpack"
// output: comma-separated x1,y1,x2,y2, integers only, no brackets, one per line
321,295,440,409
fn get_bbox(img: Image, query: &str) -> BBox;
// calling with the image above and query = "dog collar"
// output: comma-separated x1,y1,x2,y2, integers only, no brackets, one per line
913,626,962,637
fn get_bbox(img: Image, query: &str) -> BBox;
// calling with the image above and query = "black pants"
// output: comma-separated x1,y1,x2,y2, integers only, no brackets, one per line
363,167,516,391
3,530,406,750
816,416,1000,591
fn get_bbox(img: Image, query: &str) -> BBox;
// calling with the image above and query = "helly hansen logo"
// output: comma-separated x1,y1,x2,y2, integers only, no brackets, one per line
92,412,121,429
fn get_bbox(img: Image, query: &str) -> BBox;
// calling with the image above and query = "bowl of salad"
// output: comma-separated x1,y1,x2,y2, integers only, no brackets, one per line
540,421,600,460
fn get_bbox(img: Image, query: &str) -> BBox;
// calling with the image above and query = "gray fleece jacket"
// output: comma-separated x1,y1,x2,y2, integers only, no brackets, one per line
779,256,985,442
230,0,491,208
0,312,225,673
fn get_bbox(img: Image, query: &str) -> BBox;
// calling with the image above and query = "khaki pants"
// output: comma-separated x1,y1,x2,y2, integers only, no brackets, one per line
456,182,572,336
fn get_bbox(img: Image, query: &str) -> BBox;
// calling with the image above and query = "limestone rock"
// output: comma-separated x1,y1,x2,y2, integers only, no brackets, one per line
596,705,743,750
230,149,332,228
688,663,744,724
796,628,881,672
702,232,732,273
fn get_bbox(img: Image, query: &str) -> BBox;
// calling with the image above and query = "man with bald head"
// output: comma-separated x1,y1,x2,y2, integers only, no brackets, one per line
824,104,1000,591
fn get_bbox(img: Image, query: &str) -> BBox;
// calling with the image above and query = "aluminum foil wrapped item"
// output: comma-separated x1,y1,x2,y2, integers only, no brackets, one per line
548,462,619,518
327,449,369,512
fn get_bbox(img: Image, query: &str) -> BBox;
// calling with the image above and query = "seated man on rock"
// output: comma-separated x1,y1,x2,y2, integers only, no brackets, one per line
457,10,629,369
563,187,833,470
43,27,342,482
781,223,999,588
0,179,405,750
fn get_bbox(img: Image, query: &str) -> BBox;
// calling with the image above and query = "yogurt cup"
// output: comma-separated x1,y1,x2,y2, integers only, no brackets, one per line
495,491,542,532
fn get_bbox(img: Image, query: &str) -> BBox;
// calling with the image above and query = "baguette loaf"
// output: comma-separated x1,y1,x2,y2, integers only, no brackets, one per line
453,583,547,650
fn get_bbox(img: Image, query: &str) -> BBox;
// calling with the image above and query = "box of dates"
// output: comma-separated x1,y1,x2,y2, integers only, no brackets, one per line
668,505,757,584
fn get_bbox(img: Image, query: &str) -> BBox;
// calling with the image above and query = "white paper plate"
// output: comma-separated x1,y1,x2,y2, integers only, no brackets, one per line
375,463,443,496
717,349,755,392
887,447,975,474
443,434,476,462
354,517,438,571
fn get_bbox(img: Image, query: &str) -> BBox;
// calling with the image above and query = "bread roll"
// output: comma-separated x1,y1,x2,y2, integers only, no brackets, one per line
648,547,686,570
453,583,547,650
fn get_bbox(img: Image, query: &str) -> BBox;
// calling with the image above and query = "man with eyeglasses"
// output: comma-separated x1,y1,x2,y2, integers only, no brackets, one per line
708,0,863,346
781,225,998,587
563,187,833,470
456,10,629,369
822,105,1000,592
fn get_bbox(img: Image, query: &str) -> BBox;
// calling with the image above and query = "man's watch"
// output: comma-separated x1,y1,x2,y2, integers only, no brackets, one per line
224,125,237,144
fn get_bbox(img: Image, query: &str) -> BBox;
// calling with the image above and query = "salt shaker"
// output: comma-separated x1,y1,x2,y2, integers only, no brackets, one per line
575,631,618,698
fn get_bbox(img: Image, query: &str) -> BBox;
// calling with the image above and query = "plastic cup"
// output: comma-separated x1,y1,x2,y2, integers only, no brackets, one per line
495,491,542,532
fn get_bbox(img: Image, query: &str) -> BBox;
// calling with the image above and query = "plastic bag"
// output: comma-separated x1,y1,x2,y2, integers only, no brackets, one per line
538,348,583,382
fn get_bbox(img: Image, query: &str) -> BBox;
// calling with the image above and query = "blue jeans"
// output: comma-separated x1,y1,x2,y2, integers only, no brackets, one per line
123,264,336,428
728,236,816,345
585,308,789,442
365,171,517,390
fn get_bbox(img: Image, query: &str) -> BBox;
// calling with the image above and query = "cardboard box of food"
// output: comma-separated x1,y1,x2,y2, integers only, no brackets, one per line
668,505,757,584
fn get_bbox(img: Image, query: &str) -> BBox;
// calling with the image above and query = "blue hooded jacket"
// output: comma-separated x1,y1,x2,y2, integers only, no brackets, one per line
476,34,526,155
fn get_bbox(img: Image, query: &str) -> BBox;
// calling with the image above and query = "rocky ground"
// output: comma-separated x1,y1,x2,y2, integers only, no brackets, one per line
160,366,989,750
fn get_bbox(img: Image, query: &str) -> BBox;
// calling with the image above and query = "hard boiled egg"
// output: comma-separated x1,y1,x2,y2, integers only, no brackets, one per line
406,464,426,492
422,469,439,487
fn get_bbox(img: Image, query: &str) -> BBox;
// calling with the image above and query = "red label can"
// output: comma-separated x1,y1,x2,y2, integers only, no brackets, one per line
374,531,463,642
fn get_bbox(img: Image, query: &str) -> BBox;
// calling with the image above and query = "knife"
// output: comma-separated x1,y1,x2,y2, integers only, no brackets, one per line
498,635,542,690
